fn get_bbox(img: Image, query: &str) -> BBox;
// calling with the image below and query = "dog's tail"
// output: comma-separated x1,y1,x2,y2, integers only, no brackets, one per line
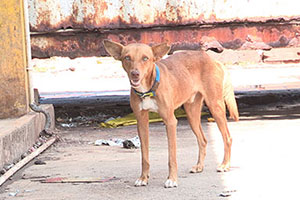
221,63,239,121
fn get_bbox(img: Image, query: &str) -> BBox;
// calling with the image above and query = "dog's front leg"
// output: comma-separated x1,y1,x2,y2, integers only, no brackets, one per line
160,110,178,188
134,109,150,187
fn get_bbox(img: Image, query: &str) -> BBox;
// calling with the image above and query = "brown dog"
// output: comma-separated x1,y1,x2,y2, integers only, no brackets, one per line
103,40,239,188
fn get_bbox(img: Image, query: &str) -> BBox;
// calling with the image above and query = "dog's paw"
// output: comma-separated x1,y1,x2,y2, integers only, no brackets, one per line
164,179,178,188
190,165,204,173
134,179,148,187
217,164,230,172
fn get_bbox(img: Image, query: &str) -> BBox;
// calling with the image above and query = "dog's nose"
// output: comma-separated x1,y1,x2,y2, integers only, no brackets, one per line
130,70,140,78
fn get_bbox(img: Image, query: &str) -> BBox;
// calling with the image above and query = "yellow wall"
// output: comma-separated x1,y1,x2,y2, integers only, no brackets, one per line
0,0,29,119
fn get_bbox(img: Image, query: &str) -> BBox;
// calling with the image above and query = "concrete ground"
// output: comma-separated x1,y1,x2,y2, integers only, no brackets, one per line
1,108,300,199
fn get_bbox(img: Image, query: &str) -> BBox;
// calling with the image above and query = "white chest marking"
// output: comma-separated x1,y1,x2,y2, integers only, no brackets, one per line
139,97,158,112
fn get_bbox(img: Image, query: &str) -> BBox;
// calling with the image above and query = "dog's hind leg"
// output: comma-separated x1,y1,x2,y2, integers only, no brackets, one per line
204,90,232,172
184,93,207,173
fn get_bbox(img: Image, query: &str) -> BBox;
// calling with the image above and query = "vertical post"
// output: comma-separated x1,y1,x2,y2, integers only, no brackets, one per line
0,0,30,119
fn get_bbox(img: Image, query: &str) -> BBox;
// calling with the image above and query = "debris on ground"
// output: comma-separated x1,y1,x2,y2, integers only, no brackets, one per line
100,108,208,128
8,190,19,197
37,176,118,184
0,135,50,178
122,136,140,149
219,190,237,197
21,175,50,180
94,138,124,147
94,136,141,149
0,137,57,187
7,189,34,197
60,123,77,128
99,108,185,128
34,160,46,165
55,107,130,128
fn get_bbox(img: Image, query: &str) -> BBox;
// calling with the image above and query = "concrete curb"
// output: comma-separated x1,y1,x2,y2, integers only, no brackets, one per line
41,89,300,107
236,89,300,106
0,104,55,170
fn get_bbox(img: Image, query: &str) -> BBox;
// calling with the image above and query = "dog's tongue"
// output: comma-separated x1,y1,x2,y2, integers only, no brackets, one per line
131,79,140,87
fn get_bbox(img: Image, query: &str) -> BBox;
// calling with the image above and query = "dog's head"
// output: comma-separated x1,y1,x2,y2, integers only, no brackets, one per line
103,40,170,88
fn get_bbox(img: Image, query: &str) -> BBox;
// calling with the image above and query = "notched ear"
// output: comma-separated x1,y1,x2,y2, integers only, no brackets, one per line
152,43,171,61
103,40,124,60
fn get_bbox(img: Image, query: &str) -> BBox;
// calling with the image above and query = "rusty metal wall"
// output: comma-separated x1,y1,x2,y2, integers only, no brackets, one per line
28,0,300,57
28,0,300,32
31,23,300,58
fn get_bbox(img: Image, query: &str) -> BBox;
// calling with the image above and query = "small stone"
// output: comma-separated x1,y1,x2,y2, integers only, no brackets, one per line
0,169,6,175
4,164,14,171
34,160,46,165
21,153,28,159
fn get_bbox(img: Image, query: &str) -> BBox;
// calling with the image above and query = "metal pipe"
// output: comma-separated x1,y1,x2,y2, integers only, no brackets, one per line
23,0,34,104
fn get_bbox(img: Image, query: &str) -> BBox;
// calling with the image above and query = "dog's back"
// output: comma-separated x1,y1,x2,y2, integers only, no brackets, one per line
160,50,213,72
159,50,239,121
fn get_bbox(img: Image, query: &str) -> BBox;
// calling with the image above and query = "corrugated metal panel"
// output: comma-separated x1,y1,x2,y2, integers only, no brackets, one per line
28,0,300,32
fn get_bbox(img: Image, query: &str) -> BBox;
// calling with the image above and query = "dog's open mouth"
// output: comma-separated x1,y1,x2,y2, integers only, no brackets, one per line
130,79,141,88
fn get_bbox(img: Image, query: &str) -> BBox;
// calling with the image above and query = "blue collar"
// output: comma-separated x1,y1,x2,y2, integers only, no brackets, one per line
133,64,160,99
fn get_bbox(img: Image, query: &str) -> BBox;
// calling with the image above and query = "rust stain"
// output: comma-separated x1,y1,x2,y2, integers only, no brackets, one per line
28,0,300,32
31,23,300,58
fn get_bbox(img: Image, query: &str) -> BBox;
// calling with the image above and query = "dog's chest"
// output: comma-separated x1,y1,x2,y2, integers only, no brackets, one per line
139,97,158,112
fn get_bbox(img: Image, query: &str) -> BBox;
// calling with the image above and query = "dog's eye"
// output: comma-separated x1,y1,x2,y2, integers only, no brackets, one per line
143,57,149,61
124,56,131,61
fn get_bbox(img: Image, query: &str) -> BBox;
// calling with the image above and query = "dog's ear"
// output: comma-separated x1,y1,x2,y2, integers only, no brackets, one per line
152,43,171,61
103,40,124,60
